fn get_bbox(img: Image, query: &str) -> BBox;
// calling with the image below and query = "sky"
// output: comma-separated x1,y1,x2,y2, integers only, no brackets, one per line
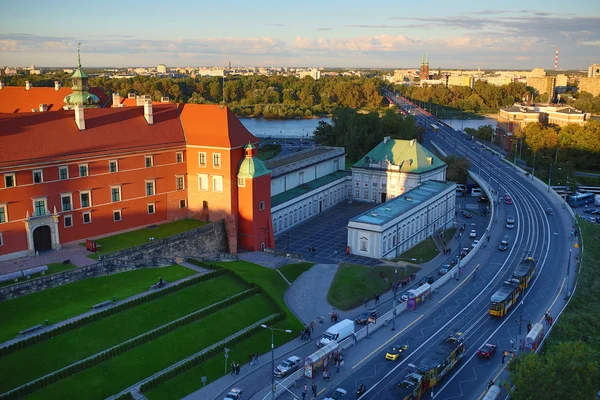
1,0,599,70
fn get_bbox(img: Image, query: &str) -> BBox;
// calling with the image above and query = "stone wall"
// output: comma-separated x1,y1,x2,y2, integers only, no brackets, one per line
0,220,228,302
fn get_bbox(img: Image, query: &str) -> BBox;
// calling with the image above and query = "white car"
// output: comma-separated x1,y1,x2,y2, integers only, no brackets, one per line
470,229,477,238
325,388,347,400
471,240,480,249
506,216,515,229
224,388,243,400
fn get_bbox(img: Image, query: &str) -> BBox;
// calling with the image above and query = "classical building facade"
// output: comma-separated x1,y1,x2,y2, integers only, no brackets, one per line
351,137,447,204
347,180,456,259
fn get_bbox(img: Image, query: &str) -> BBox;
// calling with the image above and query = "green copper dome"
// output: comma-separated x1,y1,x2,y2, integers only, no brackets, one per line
238,157,271,179
63,45,100,110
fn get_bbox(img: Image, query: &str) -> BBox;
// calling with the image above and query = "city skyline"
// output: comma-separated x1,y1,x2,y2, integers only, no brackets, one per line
1,0,599,69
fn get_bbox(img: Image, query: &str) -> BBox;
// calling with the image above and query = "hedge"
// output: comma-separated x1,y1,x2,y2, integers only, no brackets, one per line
0,268,228,358
0,286,262,400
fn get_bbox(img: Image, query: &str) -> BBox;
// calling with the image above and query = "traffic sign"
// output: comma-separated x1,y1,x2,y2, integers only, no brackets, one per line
574,243,579,248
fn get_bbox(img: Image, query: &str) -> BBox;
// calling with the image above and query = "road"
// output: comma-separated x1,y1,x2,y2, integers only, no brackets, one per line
340,93,573,399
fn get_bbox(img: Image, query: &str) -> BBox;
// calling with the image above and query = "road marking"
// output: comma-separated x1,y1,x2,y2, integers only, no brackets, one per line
438,263,480,304
352,315,424,370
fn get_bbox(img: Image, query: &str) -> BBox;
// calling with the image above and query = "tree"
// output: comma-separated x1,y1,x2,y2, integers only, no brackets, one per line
442,155,471,184
508,341,600,400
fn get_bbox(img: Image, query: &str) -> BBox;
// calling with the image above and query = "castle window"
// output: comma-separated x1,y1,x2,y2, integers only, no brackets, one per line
213,153,221,168
260,201,265,211
59,166,69,180
176,176,185,190
176,152,184,163
64,215,73,228
109,160,118,173
145,156,153,168
198,152,206,167
238,177,245,187
33,169,43,184
4,173,16,188
113,210,122,222
79,164,88,177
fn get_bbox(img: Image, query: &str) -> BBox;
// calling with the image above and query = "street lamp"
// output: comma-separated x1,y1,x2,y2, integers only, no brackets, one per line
261,324,292,400
531,152,536,179
392,268,398,331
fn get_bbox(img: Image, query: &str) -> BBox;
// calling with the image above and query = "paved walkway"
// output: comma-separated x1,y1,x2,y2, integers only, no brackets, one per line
237,252,296,269
0,242,96,275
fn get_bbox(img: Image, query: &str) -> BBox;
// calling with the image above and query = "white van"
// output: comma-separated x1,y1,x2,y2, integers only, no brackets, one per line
471,188,483,197
317,319,354,347
456,184,467,193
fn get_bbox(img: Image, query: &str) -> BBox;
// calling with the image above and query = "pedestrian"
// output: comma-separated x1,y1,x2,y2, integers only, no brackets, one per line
323,368,330,381
307,328,312,340
249,352,254,366
352,332,357,345
334,359,339,373
231,361,236,376
375,293,380,304
527,321,532,333
549,316,553,326
487,234,490,242
312,246,316,254
501,352,506,364
364,297,369,307
310,320,315,332
319,316,324,326
312,381,317,397
302,384,308,399
254,353,259,365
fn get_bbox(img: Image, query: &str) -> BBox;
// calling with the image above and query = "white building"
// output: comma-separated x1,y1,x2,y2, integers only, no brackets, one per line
298,68,321,80
347,180,456,259
351,138,447,204
267,147,350,235
157,64,167,74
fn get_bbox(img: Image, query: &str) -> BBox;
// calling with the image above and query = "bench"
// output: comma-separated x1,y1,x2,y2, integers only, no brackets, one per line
91,300,113,309
19,324,43,336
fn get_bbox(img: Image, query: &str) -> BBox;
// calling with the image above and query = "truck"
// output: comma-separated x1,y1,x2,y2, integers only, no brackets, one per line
317,319,354,348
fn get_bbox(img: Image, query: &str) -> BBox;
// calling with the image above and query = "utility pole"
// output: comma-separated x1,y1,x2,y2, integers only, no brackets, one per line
564,249,572,299
547,163,553,193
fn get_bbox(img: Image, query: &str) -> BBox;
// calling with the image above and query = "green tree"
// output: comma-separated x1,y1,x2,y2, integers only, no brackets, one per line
442,155,471,184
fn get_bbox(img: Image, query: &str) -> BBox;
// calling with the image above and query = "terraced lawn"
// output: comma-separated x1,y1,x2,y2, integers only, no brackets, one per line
0,275,246,394
27,295,279,400
0,265,196,343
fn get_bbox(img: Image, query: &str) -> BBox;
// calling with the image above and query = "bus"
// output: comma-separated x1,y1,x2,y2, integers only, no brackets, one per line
430,124,439,132
523,322,544,353
568,192,595,207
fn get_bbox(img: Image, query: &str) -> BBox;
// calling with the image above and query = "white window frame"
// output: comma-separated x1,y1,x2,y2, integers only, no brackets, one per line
0,203,7,223
32,169,43,184
176,175,185,190
238,177,245,187
145,179,156,196
145,155,154,168
110,185,122,203
113,209,122,222
60,193,73,212
58,166,69,180
198,152,206,167
79,164,88,177
0,232,3,246
32,196,48,217
259,201,265,211
213,153,221,168
179,199,187,209
212,175,223,192
63,214,73,228
198,174,208,191
4,173,16,188
80,190,92,208
176,152,184,163
82,211,92,224
109,160,119,173
147,203,155,215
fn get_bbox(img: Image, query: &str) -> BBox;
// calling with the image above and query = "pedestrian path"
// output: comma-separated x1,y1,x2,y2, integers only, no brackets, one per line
0,242,96,275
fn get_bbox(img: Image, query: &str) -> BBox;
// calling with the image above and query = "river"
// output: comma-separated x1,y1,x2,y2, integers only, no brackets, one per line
240,116,497,138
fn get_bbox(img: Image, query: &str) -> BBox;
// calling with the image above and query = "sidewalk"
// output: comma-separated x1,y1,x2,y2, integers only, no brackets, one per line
0,242,96,275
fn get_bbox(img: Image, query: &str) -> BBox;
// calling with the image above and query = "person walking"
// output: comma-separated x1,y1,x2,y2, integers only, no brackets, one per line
302,384,307,399
253,353,259,365
230,361,236,376
526,321,532,333
352,332,358,345
236,363,241,375
311,381,317,397
249,352,254,366
375,293,380,304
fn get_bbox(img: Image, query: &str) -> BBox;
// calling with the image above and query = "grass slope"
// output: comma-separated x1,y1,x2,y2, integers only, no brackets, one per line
0,275,245,393
27,295,279,400
86,219,206,259
395,237,440,263
328,263,419,310
144,320,292,400
0,265,195,343
278,262,314,283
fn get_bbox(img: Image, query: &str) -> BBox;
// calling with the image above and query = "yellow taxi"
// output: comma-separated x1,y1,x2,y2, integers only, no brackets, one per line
385,344,408,361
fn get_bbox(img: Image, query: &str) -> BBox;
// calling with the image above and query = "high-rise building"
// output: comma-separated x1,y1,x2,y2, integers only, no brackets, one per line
157,64,167,74
588,64,600,78
579,77,600,96
447,75,474,88
526,76,556,99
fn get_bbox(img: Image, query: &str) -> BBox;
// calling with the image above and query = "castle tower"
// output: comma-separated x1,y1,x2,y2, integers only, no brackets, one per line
63,44,100,110
236,143,274,251
420,54,430,81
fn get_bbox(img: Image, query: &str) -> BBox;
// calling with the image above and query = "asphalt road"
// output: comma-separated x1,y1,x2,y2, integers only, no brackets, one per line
351,94,573,400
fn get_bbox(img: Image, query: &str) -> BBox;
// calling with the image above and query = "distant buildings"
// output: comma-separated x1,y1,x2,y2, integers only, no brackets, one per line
419,55,430,81
447,75,474,88
157,64,167,74
297,68,321,80
526,76,556,99
579,74,600,96
588,64,600,78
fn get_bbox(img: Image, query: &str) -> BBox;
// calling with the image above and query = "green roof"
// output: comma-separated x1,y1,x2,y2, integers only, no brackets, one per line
353,138,445,174
72,68,88,79
349,181,454,226
271,170,351,207
238,157,271,179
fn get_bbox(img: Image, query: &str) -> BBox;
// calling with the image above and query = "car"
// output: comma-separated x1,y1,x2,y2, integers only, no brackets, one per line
224,388,243,400
498,235,509,251
273,356,302,377
505,195,513,205
461,210,473,218
506,216,515,229
584,216,597,223
477,343,497,359
385,344,409,361
450,256,459,266
545,207,553,215
398,291,410,302
439,264,452,275
460,247,470,258
419,275,434,286
478,196,489,203
592,210,600,215
471,240,480,249
324,388,347,400
583,208,597,214
355,309,378,325
470,229,477,238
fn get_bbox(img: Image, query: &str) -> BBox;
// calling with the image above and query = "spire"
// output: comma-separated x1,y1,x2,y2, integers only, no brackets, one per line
426,54,429,66
77,42,82,69
421,54,424,66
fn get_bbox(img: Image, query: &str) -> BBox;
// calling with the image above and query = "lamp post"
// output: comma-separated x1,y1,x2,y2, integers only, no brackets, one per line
392,267,398,331
531,152,536,179
555,148,560,164
261,324,292,400
547,163,553,193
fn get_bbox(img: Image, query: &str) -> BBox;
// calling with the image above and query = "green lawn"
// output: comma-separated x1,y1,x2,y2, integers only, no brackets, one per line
442,227,457,245
27,295,279,400
0,262,77,289
0,275,246,393
210,261,304,332
0,265,196,343
278,262,314,283
395,237,440,264
327,263,419,310
85,219,206,259
144,320,292,400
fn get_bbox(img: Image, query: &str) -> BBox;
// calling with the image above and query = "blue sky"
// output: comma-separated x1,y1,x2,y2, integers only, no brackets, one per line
1,0,599,69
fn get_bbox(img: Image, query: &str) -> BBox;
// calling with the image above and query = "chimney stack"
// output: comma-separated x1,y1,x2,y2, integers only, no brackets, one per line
54,81,61,91
74,104,86,130
112,93,121,107
144,100,153,125
25,81,31,91
0,81,4,90
39,103,48,112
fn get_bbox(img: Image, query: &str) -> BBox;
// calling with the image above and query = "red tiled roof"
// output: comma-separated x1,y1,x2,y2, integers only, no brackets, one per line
179,104,259,148
0,104,185,168
0,86,109,114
